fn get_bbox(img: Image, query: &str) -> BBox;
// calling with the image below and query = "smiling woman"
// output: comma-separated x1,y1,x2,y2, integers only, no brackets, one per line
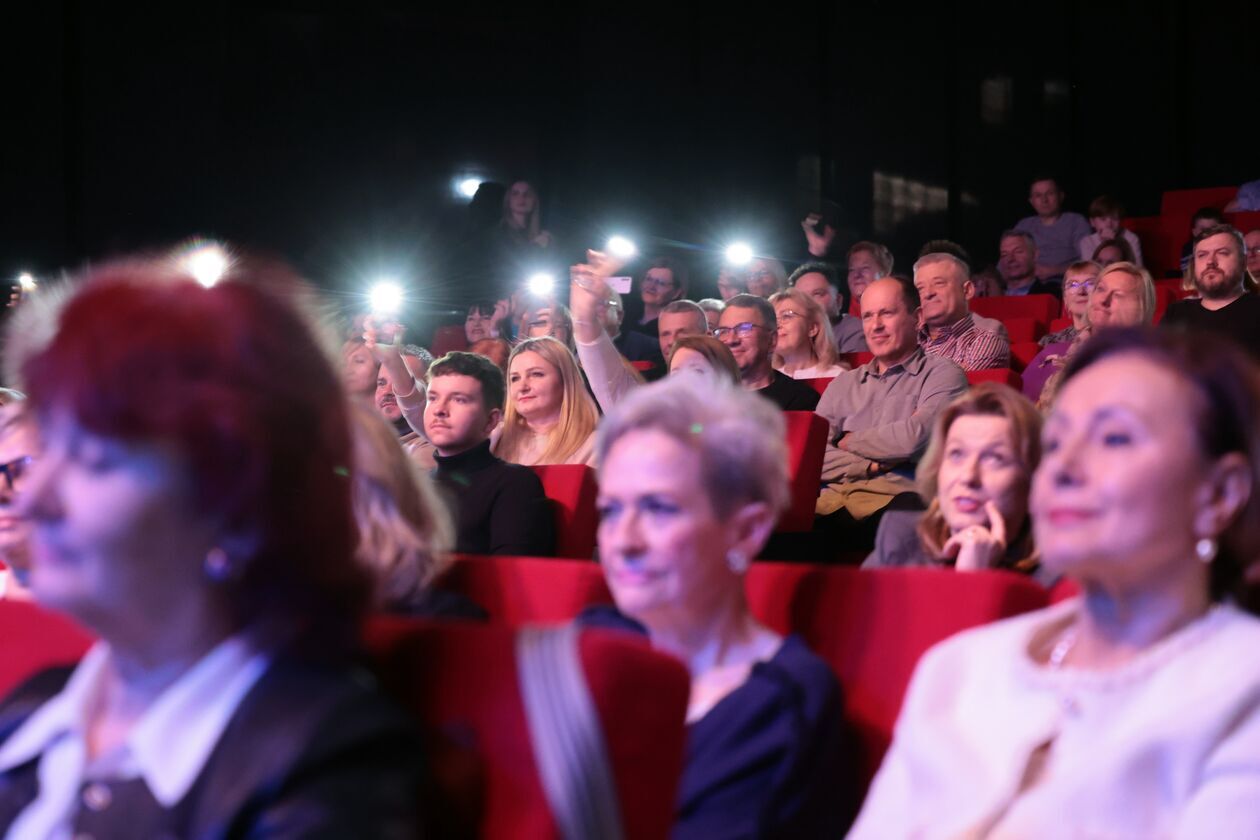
493,336,598,466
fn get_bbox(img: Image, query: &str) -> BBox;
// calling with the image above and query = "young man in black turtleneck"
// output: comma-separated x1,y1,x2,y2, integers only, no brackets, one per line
425,351,555,556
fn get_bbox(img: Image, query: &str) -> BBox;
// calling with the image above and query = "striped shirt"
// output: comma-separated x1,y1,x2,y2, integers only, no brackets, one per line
918,312,1010,371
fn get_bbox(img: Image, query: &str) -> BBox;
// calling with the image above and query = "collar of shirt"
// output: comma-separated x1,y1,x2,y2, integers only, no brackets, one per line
918,312,975,346
858,346,928,382
0,633,270,807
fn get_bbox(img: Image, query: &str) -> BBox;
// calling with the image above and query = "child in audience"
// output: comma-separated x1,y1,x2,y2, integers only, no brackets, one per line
1078,195,1143,266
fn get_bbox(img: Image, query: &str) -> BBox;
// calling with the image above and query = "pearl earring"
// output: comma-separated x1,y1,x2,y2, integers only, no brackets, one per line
726,550,750,574
1195,538,1217,565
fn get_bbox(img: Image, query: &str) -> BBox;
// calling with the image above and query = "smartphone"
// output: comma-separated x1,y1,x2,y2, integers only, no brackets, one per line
607,276,633,294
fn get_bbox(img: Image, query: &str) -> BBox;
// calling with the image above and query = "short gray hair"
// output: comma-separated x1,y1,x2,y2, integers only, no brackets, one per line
661,299,707,330
912,252,971,281
596,376,789,519
696,298,725,314
1000,230,1038,252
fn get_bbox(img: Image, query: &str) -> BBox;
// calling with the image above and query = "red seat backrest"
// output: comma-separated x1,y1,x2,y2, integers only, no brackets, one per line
1009,341,1040,373
364,617,689,840
629,360,655,372
970,294,1058,325
779,412,828,532
966,369,1022,390
1046,316,1072,334
437,555,614,624
0,600,95,698
838,352,874,368
1160,186,1237,218
1000,316,1044,344
1226,210,1260,234
530,465,599,559
431,324,470,358
1124,215,1183,280
743,565,1049,785
802,376,834,395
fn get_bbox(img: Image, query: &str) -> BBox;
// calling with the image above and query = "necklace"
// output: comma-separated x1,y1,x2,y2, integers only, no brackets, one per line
1047,623,1077,669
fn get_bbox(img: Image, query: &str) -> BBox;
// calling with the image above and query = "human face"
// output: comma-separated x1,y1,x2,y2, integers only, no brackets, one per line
343,345,378,397
1090,215,1121,240
1032,353,1211,588
745,260,780,298
847,251,882,302
424,374,498,457
597,428,737,626
1029,179,1063,218
773,299,815,356
374,369,403,423
509,350,563,424
1244,230,1260,278
669,347,720,381
1191,217,1219,239
465,307,493,344
793,272,839,320
21,415,218,634
0,415,38,569
716,268,744,301
1095,245,1125,266
1193,232,1245,299
522,306,571,347
1062,266,1100,320
658,310,705,360
914,260,970,330
1088,270,1145,328
998,236,1036,284
860,279,919,367
937,415,1028,536
507,181,536,219
641,268,680,307
715,305,773,375
702,307,720,332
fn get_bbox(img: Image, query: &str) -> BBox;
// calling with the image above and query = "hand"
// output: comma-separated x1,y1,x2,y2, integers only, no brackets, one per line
569,261,614,332
363,316,405,365
942,501,1008,572
801,214,836,258
532,230,553,248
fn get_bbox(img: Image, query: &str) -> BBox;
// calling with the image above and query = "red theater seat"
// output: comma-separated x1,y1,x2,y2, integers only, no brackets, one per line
1160,186,1237,218
970,294,1058,326
999,316,1043,344
838,352,874,368
0,600,95,698
1226,210,1260,233
1046,316,1071,334
966,369,1022,390
629,360,655,373
780,412,829,532
742,565,1049,785
531,465,599,559
1124,215,1182,279
437,555,613,624
431,324,470,358
1009,342,1040,373
803,376,834,395
365,617,689,840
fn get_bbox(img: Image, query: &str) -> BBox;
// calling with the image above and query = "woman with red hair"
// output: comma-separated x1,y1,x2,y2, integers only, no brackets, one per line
0,255,424,836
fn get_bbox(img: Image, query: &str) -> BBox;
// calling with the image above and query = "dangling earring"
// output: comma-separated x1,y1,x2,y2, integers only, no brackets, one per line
204,547,233,582
726,550,750,575
1195,537,1218,565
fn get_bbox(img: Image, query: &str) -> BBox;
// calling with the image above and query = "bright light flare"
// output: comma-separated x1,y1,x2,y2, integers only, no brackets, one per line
725,242,754,266
182,243,231,288
527,272,555,297
16,272,36,292
458,178,481,198
607,236,637,258
369,280,405,315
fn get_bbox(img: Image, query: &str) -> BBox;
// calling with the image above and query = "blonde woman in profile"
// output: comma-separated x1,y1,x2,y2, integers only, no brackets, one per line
493,336,599,467
768,287,848,379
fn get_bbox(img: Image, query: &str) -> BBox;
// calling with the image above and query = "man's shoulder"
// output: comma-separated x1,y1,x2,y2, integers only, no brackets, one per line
1014,215,1039,232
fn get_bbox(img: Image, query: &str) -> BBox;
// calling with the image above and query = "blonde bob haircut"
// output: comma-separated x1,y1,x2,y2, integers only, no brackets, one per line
914,383,1043,573
497,335,599,465
1096,261,1157,324
768,287,840,370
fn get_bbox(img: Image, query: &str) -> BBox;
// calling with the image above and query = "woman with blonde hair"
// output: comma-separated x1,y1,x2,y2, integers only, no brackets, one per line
768,287,847,379
864,383,1051,582
494,335,599,466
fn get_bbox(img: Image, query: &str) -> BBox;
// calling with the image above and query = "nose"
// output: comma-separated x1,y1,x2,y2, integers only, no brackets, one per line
1046,434,1086,490
600,505,646,557
17,452,62,524
960,454,982,486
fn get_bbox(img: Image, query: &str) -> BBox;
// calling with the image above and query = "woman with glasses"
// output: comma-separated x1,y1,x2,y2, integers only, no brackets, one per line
632,257,688,340
768,288,848,379
743,258,788,299
0,401,36,599
1021,261,1102,401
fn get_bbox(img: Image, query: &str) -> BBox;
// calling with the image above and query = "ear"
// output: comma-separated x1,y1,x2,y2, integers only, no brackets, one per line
1193,452,1253,542
724,500,778,566
484,407,504,437
963,279,976,301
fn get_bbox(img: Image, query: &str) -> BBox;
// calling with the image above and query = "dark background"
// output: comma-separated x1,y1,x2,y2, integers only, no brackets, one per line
2,1,1256,329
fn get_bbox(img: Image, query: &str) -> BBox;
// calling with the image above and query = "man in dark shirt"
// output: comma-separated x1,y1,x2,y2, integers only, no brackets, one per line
714,294,820,411
424,352,555,556
998,231,1063,298
1162,224,1260,360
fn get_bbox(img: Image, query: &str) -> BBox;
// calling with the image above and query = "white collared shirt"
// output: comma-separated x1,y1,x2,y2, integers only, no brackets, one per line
0,634,270,840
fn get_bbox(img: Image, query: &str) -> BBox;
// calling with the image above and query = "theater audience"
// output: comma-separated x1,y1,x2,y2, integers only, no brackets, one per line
425,351,555,558
998,230,1063,297
1091,237,1136,266
590,376,853,837
715,267,744,301
1180,207,1228,273
0,403,35,600
1014,175,1091,281
519,299,575,351
1226,178,1260,212
373,364,436,469
768,288,848,379
851,327,1260,838
1163,224,1260,360
1078,195,1144,266
789,262,865,353
864,384,1053,583
744,258,788,298
496,179,555,283
667,335,741,384
815,277,968,543
604,291,665,366
914,253,1011,371
657,299,708,361
847,241,894,307
494,336,599,466
0,257,425,835
714,294,821,411
696,298,724,332
1022,261,1102,400
631,257,688,340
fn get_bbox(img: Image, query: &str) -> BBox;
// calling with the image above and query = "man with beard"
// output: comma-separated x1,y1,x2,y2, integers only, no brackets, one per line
1161,225,1260,360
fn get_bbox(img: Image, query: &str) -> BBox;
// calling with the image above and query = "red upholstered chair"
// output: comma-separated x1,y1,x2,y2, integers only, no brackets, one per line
779,412,828,532
999,316,1044,344
1009,342,1040,373
364,617,690,840
0,599,95,698
530,465,599,559
436,555,614,624
743,565,1049,785
431,324,470,358
802,376,835,395
970,294,1058,325
1226,210,1260,233
966,369,1022,390
1160,186,1237,218
1046,316,1072,334
629,360,655,373
1125,215,1183,279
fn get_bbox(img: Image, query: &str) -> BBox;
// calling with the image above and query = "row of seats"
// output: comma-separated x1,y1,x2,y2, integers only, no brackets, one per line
1124,184,1260,279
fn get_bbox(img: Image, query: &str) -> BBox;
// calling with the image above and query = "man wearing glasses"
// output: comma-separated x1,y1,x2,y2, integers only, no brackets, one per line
714,294,820,411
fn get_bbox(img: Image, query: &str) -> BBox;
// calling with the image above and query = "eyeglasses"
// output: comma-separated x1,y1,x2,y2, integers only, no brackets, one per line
0,456,33,494
711,322,768,341
641,276,675,289
1064,279,1096,292
745,270,772,283
776,309,803,321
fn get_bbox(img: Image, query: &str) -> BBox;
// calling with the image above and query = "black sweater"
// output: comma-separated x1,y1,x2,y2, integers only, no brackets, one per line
432,440,556,557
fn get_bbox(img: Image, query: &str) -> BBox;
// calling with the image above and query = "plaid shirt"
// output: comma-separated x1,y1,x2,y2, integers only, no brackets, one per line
918,312,1010,371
